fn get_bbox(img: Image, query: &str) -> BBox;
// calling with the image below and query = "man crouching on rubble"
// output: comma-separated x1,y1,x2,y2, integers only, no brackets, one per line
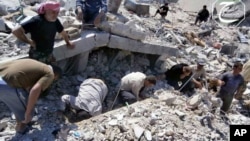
0,59,62,134
60,78,108,120
215,62,244,114
12,0,74,64
117,72,157,105
164,63,192,91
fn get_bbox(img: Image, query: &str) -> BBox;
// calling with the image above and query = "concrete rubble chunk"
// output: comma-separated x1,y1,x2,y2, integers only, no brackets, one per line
144,130,152,141
133,124,145,139
135,3,149,16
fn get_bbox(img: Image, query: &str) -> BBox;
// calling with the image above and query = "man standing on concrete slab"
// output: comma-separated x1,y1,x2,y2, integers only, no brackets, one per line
75,0,107,27
12,0,75,64
153,3,169,19
195,5,209,25
215,62,244,114
60,78,108,120
0,59,62,134
164,63,192,90
117,72,157,105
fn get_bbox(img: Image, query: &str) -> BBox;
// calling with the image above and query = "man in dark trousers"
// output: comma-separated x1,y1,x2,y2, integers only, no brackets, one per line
153,3,169,19
195,5,210,25
165,63,192,90
215,62,244,114
0,59,62,134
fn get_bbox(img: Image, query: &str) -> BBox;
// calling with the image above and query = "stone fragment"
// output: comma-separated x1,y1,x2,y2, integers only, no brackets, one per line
133,124,144,139
144,130,152,141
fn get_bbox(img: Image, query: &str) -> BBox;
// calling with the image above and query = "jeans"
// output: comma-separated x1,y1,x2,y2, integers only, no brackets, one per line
0,77,29,121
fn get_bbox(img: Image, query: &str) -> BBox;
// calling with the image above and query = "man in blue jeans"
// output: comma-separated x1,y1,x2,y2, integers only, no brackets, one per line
0,59,62,134
75,0,107,27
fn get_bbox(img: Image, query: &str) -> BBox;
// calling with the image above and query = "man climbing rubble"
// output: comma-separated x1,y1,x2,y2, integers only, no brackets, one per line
0,59,62,134
153,3,169,20
116,72,157,105
60,78,108,121
194,5,209,25
181,59,207,96
214,62,244,114
75,0,107,28
164,63,192,91
12,0,74,64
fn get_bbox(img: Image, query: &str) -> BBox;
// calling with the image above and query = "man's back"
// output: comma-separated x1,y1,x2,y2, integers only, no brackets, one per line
0,59,54,91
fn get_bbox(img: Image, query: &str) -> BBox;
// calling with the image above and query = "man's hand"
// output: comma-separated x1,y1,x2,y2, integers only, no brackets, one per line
22,112,32,124
66,41,75,49
76,7,83,21
29,40,36,49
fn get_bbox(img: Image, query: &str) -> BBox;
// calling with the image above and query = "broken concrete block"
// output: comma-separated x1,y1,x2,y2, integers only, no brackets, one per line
124,0,137,12
136,3,149,16
108,0,122,13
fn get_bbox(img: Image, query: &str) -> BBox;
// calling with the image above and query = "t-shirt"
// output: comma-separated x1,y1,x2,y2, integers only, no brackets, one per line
159,5,169,15
0,59,54,91
120,72,146,97
191,65,206,79
165,63,188,81
21,15,64,53
219,72,244,95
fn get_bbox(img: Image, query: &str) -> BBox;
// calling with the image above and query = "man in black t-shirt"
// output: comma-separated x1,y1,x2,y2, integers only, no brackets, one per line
12,1,75,64
153,3,169,19
164,63,192,90
195,5,210,25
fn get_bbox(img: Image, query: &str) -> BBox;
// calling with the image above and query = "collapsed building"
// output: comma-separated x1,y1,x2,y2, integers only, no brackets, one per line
1,0,250,140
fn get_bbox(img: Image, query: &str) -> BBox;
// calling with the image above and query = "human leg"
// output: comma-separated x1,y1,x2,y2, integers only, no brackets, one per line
120,91,137,105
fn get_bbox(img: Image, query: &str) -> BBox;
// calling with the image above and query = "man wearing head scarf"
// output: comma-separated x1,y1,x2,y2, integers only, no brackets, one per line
12,0,75,64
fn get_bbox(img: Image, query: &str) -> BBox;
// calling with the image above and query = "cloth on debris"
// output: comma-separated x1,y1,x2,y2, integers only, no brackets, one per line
76,0,107,23
61,78,108,116
37,1,60,14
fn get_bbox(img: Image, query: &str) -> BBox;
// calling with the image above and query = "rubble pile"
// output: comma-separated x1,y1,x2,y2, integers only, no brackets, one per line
1,0,250,140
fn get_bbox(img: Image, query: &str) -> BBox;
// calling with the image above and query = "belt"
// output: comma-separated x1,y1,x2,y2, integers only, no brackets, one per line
0,76,7,85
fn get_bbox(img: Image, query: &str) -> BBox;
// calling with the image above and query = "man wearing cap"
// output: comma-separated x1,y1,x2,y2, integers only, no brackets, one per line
180,60,206,95
12,0,75,64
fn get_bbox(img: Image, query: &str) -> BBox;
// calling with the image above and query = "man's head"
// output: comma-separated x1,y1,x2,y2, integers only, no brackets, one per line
183,66,192,77
165,3,169,6
197,59,206,70
51,64,63,80
203,5,207,9
232,62,243,74
144,75,157,87
38,1,60,22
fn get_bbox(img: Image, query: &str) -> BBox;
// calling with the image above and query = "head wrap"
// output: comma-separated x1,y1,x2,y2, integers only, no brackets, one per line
37,1,60,14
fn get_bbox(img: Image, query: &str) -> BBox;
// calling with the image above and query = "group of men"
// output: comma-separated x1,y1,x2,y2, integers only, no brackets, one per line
153,3,209,25
0,0,109,134
0,0,248,135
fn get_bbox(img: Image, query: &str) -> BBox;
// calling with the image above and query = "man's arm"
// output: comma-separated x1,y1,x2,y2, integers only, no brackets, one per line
59,30,75,49
12,26,35,48
23,82,42,123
